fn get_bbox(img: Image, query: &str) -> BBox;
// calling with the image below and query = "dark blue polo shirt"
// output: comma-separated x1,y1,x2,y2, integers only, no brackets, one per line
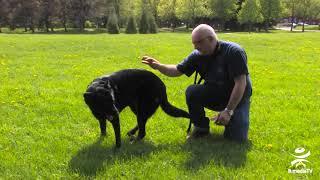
177,41,252,105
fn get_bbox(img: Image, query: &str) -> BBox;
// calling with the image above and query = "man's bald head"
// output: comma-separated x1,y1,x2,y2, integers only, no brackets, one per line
192,24,218,43
191,24,218,55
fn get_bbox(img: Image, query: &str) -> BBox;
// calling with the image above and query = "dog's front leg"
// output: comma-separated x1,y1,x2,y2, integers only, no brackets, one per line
98,119,107,136
111,116,121,148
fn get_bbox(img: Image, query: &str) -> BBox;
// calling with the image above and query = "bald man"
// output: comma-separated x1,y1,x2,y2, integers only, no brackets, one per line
142,24,252,142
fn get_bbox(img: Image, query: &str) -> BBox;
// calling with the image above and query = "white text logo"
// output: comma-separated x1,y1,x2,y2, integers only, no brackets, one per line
288,147,312,174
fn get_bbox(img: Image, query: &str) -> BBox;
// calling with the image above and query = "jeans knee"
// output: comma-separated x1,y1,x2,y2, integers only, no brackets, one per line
185,85,199,103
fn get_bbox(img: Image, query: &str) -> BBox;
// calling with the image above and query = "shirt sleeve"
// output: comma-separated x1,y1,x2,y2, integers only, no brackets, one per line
176,50,198,77
227,47,249,79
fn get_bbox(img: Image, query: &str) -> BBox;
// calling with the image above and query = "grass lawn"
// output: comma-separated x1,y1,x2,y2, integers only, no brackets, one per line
0,31,319,178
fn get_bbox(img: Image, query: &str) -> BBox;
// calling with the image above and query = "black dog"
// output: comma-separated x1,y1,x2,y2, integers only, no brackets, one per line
84,69,189,148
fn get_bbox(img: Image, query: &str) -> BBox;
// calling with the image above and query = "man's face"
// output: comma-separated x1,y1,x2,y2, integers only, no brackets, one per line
192,35,214,55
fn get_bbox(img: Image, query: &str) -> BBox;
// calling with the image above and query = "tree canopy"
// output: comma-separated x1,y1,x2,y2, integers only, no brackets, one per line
0,0,319,33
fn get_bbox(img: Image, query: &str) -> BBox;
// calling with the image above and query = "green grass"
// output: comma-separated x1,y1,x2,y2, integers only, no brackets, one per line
0,31,319,179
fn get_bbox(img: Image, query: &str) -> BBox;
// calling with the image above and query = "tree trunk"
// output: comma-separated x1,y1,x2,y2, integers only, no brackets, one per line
81,19,85,31
45,20,49,32
30,22,35,33
114,0,121,27
264,20,269,32
30,25,34,33
9,23,15,31
29,16,35,33
171,19,176,32
290,4,294,32
79,16,85,31
62,18,67,32
219,19,225,31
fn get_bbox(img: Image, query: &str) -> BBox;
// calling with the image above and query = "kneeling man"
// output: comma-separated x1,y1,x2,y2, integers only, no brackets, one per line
142,24,252,142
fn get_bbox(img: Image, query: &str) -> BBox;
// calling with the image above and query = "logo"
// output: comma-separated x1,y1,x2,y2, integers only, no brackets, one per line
288,147,312,174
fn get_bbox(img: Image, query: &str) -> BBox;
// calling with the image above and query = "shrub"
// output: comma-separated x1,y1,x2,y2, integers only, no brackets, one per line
139,11,149,34
85,20,93,28
125,16,137,34
148,14,157,34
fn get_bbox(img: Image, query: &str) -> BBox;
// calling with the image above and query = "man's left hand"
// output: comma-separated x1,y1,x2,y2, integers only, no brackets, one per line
211,111,231,126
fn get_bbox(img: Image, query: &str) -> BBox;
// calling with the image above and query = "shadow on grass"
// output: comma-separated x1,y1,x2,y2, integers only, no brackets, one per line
69,133,252,177
68,136,157,177
181,133,252,171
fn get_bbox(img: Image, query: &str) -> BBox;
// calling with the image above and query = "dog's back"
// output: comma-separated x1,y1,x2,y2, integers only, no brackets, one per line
108,69,189,118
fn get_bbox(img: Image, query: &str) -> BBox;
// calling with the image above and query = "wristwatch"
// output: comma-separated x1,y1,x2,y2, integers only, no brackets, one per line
224,108,234,116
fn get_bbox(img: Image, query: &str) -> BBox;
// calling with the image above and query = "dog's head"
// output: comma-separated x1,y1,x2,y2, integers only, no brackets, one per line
83,79,119,121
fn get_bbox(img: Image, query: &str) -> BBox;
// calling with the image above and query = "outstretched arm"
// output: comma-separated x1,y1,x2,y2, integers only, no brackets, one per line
141,56,183,77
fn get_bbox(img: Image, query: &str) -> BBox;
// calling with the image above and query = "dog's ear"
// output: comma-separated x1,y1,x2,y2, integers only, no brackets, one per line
83,92,95,105
83,92,94,99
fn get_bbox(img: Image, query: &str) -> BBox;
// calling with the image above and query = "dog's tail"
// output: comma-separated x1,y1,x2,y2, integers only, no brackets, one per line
160,87,189,119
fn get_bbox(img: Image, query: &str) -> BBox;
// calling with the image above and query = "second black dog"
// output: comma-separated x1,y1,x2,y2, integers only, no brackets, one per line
84,69,189,148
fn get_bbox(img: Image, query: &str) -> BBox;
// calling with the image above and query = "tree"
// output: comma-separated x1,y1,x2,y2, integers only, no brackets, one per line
148,0,161,24
125,15,137,33
58,0,72,32
39,0,59,32
236,0,246,13
259,0,281,31
176,0,211,28
158,0,179,30
0,0,10,32
138,0,157,33
70,0,94,31
238,0,263,32
118,0,133,28
107,7,120,34
148,10,157,33
296,0,312,32
14,0,39,32
139,9,149,33
308,0,320,30
211,0,237,31
296,0,320,32
283,0,300,31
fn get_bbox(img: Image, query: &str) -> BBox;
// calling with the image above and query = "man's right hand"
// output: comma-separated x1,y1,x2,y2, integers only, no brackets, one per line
141,56,161,70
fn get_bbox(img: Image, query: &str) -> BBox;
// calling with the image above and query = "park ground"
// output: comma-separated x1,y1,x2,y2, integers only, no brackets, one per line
0,30,319,178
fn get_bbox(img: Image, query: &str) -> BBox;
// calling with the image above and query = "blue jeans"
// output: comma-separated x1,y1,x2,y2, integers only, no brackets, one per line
186,84,251,142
